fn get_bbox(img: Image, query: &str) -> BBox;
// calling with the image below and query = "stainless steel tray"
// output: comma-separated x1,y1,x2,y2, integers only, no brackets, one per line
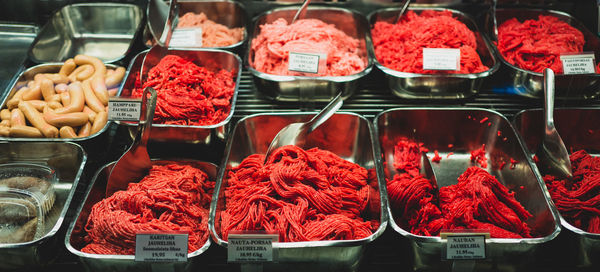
247,6,373,102
367,7,499,99
374,108,560,271
28,3,143,63
0,23,38,97
514,108,600,269
66,159,217,272
490,8,600,99
118,48,241,144
1,63,120,143
0,141,86,269
209,112,387,271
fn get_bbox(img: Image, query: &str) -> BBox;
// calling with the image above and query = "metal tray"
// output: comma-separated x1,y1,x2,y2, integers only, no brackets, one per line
118,48,241,144
65,159,217,272
247,6,373,102
514,108,600,269
1,63,120,145
144,0,248,52
0,23,38,97
490,8,600,99
0,141,86,269
374,108,560,271
28,3,143,64
209,112,387,271
367,7,499,99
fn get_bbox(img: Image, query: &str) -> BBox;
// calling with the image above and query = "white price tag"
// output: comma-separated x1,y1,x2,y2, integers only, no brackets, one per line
288,52,326,74
423,48,461,71
108,98,142,121
560,53,596,75
169,28,203,48
445,235,486,260
135,233,188,262
227,233,278,263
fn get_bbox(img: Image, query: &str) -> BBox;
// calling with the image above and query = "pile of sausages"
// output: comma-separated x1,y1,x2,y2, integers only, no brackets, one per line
0,55,125,138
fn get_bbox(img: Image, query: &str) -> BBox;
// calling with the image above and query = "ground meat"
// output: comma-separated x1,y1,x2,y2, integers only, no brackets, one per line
221,145,378,242
177,12,244,47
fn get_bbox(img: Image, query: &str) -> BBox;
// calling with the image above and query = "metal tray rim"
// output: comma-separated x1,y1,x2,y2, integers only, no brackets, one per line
209,111,389,249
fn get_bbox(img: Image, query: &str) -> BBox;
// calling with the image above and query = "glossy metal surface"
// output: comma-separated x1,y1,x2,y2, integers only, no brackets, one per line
248,7,372,102
210,113,387,271
0,142,86,269
490,8,600,99
1,63,120,143
514,108,600,269
374,108,560,271
367,8,499,99
0,23,37,97
292,0,312,23
144,0,248,51
66,159,216,272
28,3,143,63
118,49,241,143
536,69,572,179
147,0,177,47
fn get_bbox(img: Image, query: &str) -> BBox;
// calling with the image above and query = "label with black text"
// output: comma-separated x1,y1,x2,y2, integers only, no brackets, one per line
560,53,595,75
445,235,486,260
170,28,203,48
288,52,325,74
423,48,461,71
227,234,278,262
135,233,188,262
108,98,141,121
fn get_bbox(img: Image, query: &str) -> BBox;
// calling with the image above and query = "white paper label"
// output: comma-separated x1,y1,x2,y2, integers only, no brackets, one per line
135,233,188,262
560,53,595,75
423,48,461,71
169,28,203,47
288,52,325,74
445,235,486,260
108,98,141,121
227,234,278,262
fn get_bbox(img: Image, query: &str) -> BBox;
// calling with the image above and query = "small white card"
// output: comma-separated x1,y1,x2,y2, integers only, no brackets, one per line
108,98,141,121
445,235,486,260
227,233,279,263
169,28,203,48
560,53,595,75
288,52,326,74
423,48,461,71
135,233,188,262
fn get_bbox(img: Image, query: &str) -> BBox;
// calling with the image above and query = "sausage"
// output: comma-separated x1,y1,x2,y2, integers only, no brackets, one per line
91,75,109,105
90,111,108,135
10,109,26,127
60,92,70,106
0,109,10,120
42,106,88,127
59,126,78,138
0,126,8,137
67,64,91,82
27,100,47,111
54,82,85,114
18,101,58,138
108,88,118,97
7,87,29,109
105,67,126,88
75,65,95,81
59,58,76,76
43,73,69,84
78,122,92,137
21,84,42,101
54,83,68,94
40,78,55,101
9,125,43,138
74,55,106,79
82,80,105,113
0,120,9,127
83,106,96,123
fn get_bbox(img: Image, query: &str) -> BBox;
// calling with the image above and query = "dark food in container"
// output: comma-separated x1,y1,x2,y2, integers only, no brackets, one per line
0,163,57,215
0,190,44,244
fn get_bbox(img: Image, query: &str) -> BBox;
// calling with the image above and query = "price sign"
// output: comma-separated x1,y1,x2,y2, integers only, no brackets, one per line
560,53,595,75
227,233,279,263
423,48,461,71
288,52,327,74
169,28,203,48
135,233,188,262
441,233,488,260
108,98,141,121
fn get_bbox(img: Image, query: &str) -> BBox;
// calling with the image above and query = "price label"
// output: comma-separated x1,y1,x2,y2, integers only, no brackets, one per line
423,48,461,71
227,233,278,263
560,53,595,75
288,52,326,74
108,98,141,121
444,234,486,260
169,28,203,48
135,233,188,262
